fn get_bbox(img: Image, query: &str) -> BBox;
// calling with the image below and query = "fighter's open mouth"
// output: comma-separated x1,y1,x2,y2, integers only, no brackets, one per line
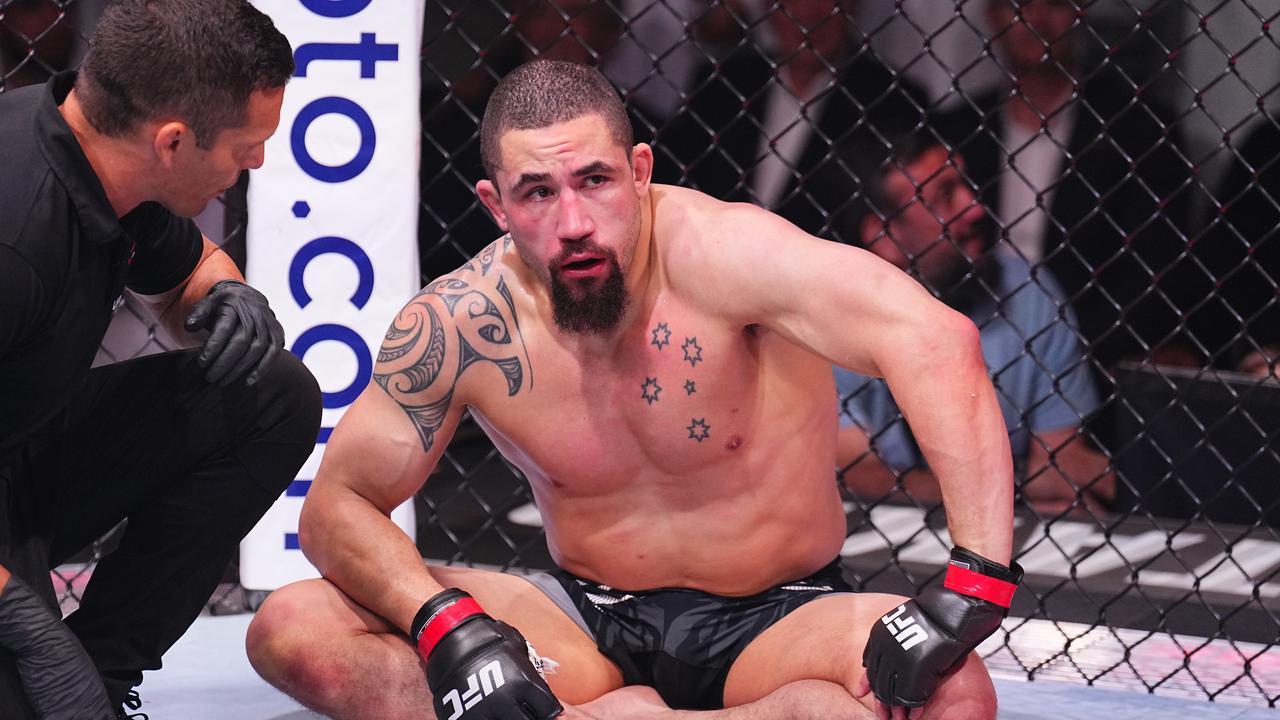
563,258,604,270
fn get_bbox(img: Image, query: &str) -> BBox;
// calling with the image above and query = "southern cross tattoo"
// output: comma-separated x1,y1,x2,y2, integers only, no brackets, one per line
651,322,672,350
687,418,711,442
682,337,703,367
641,377,663,405
684,380,696,395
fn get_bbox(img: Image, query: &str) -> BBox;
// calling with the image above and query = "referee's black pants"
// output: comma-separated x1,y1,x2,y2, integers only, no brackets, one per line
0,348,321,715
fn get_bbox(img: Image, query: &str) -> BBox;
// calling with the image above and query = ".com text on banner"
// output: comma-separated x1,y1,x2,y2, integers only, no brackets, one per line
241,0,424,590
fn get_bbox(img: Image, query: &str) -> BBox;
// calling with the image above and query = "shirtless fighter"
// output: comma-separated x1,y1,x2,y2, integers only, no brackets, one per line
246,59,1019,720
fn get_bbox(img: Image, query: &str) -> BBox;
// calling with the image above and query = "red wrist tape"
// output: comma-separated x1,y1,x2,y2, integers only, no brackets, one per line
944,563,1017,608
416,597,485,660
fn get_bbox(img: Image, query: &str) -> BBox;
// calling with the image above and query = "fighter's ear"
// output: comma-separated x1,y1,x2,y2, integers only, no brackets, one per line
630,142,654,195
476,179,509,231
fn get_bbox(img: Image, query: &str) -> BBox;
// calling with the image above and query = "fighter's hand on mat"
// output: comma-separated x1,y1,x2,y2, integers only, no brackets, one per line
859,547,1021,711
414,588,563,720
184,280,285,386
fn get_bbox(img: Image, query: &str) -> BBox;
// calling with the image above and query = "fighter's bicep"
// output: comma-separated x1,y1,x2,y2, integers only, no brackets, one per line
372,293,463,454
322,383,465,513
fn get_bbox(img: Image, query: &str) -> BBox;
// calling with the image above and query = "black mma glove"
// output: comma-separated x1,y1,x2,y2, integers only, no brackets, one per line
412,589,562,720
0,574,115,720
862,546,1022,708
184,279,286,386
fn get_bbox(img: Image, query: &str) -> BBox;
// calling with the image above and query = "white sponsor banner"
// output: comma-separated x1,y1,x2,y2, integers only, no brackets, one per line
241,0,424,590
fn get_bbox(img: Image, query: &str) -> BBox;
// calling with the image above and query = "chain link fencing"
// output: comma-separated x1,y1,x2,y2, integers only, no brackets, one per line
5,0,1280,706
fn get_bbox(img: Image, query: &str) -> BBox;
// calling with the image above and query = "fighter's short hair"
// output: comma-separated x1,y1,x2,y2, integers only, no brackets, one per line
480,59,634,182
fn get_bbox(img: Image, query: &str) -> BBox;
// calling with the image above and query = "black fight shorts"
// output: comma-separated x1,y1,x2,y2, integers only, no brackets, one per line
522,559,853,710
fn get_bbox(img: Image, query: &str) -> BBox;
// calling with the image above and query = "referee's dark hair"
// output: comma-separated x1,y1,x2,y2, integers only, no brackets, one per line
76,0,294,149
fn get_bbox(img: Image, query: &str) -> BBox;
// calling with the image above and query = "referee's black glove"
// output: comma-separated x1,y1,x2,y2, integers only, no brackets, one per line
185,279,285,387
0,574,115,719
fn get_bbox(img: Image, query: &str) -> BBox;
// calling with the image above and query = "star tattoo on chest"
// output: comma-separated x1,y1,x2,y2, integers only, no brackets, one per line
651,322,671,350
682,337,703,367
687,418,710,442
684,380,696,395
641,377,663,405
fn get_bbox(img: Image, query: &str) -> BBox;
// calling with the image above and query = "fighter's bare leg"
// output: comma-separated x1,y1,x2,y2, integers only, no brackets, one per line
721,593,998,720
577,681,868,719
245,566,622,720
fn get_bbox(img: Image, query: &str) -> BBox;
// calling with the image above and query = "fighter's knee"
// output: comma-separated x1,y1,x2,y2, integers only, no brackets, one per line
246,588,348,707
924,653,997,720
245,590,301,680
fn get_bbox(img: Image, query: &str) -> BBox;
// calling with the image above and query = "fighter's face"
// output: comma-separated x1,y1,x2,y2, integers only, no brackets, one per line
160,86,283,218
866,146,990,287
478,114,652,332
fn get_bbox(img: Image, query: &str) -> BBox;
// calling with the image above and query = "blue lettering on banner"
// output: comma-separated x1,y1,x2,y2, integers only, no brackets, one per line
295,33,398,78
277,1,402,552
291,97,376,183
299,0,372,18
289,235,375,309
292,324,373,409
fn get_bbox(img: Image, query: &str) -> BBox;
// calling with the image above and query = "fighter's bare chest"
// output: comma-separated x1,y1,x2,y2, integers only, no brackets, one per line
473,314,763,481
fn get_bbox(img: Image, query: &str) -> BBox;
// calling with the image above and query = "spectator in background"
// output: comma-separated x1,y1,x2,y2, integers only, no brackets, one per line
601,0,705,128
837,133,1112,514
0,0,91,90
1189,117,1280,377
935,0,1196,373
656,0,926,243
0,1,60,88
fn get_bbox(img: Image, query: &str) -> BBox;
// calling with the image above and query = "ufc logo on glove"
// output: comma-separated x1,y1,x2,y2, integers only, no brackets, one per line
880,604,930,651
862,547,1023,708
440,661,506,720
412,589,562,719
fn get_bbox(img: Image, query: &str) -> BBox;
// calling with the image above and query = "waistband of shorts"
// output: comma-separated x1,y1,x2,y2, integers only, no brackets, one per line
551,557,852,599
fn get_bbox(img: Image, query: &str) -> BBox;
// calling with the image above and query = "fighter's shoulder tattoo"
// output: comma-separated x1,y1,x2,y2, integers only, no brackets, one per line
374,260,533,453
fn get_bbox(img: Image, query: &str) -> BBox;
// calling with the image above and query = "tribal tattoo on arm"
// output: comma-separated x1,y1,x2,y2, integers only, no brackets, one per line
373,249,532,453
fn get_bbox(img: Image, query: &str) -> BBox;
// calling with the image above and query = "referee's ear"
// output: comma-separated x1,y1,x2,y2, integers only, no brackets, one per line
152,120,193,168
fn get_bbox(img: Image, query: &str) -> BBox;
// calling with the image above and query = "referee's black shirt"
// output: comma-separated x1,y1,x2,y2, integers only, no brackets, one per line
0,73,203,467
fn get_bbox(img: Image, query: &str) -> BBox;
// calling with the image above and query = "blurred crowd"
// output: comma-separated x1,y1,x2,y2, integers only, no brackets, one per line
5,0,1279,521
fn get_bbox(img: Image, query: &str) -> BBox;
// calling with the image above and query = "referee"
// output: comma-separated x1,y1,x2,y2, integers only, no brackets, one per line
0,1,319,717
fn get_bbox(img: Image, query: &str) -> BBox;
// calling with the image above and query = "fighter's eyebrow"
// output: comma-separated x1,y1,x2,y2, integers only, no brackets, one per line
510,171,552,194
573,160,616,178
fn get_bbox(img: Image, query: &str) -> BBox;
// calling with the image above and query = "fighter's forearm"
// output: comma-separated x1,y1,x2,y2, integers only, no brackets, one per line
299,484,446,634
883,316,1014,565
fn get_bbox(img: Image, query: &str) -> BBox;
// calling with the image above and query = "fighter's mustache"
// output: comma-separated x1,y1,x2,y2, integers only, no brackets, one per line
550,244,618,274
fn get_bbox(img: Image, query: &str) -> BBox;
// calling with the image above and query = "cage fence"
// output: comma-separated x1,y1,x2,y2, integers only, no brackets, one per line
5,0,1280,707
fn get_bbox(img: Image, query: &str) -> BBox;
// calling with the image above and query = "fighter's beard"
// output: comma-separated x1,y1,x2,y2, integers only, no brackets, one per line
549,256,629,334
